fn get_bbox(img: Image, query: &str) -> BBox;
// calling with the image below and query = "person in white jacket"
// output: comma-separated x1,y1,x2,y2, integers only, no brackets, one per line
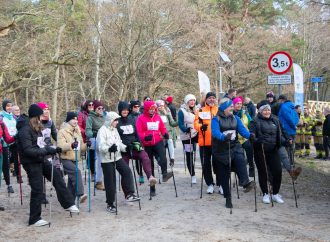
97,111,140,213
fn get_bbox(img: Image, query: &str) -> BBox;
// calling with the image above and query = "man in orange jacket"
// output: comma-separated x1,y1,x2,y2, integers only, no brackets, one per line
194,92,219,194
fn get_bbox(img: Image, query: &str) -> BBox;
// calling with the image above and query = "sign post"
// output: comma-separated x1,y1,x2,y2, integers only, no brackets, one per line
311,77,323,102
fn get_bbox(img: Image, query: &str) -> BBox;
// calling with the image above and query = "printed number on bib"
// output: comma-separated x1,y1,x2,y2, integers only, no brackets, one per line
8,127,17,136
120,125,134,134
147,122,159,131
223,130,236,141
199,112,211,120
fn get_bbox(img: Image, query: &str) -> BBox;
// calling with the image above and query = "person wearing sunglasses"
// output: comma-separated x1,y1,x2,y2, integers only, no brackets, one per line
85,100,106,191
129,100,141,124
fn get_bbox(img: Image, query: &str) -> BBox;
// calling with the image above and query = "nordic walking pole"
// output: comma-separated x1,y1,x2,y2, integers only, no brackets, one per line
44,176,47,207
74,138,79,209
228,141,232,214
250,138,257,212
113,151,118,215
200,130,206,199
48,157,54,227
289,144,298,208
93,138,96,196
166,143,178,197
18,155,23,205
235,174,239,199
87,146,91,212
0,154,3,187
83,152,86,186
261,144,273,207
189,130,193,187
182,146,187,174
129,148,141,210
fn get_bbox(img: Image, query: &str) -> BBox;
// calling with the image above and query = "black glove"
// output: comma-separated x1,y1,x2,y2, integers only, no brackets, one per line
92,131,97,138
224,133,232,141
185,127,191,134
286,139,293,147
86,140,92,148
108,144,117,153
163,133,169,140
45,146,57,155
144,134,153,141
249,133,256,142
56,147,62,154
71,141,79,149
201,124,208,132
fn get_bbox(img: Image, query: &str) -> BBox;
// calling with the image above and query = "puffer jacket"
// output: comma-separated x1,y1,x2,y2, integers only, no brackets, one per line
194,104,217,146
85,111,105,139
97,112,126,163
57,123,86,162
78,110,89,142
278,100,299,136
136,101,167,147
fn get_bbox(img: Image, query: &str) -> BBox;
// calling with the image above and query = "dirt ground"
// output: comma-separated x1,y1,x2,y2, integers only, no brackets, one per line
1,142,330,242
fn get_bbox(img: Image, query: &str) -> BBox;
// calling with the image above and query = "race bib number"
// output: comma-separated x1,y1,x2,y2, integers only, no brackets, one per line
147,122,159,131
42,128,51,138
160,116,168,123
120,125,134,134
8,127,17,136
37,137,45,148
198,112,211,120
223,130,236,141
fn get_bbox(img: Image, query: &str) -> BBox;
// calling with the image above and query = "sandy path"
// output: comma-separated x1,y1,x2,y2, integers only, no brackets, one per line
1,142,330,242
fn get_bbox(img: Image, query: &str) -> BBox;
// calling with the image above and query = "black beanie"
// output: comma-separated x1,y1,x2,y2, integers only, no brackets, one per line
118,101,130,115
129,100,141,110
2,100,12,111
257,100,270,110
206,92,216,99
65,112,77,122
28,104,44,118
278,94,287,100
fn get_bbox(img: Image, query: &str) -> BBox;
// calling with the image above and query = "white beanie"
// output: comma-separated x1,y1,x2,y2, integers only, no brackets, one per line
184,94,196,104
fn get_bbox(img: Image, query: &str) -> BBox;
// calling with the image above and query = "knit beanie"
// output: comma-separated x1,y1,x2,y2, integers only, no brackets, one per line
219,98,233,112
266,91,275,98
37,102,49,110
205,92,216,100
184,94,196,104
65,112,77,122
166,96,173,103
28,104,44,118
93,100,103,110
233,96,243,105
2,100,12,111
155,100,165,107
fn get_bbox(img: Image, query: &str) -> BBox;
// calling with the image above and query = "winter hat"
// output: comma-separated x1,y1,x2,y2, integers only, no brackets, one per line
155,100,165,107
37,102,49,110
278,94,287,100
259,104,271,113
117,101,130,115
205,92,216,100
143,101,157,114
184,94,196,104
166,96,173,103
233,96,243,105
257,100,269,109
65,112,77,122
2,100,12,111
219,98,233,112
266,91,275,98
130,100,141,109
93,100,103,110
104,111,121,127
28,104,44,118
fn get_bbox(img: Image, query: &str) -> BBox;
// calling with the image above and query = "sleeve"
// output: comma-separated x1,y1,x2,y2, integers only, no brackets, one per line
57,129,72,152
158,116,168,136
211,117,225,141
236,116,250,139
135,117,145,141
96,127,111,154
178,110,188,133
2,123,15,144
85,116,93,139
51,122,57,142
78,113,85,136
194,110,202,133
18,127,48,159
167,111,178,127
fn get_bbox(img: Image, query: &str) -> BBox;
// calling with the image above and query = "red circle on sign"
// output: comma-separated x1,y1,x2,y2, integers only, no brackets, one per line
268,51,293,75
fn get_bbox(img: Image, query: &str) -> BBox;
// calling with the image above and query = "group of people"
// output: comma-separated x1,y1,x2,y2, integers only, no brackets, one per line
1,89,329,226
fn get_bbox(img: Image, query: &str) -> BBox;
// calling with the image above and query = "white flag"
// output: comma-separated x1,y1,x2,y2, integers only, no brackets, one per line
197,71,210,95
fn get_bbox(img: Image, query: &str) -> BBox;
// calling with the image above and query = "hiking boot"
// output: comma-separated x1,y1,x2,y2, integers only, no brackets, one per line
272,194,284,204
191,176,197,184
207,185,214,194
150,185,156,197
148,176,157,187
262,194,271,204
162,172,173,182
80,194,88,204
95,182,105,191
249,167,255,178
106,204,117,213
289,167,302,181
0,205,4,211
7,185,14,193
243,181,255,193
225,197,233,208
170,159,175,167
31,219,49,227
139,176,144,184
126,194,140,202
66,205,80,213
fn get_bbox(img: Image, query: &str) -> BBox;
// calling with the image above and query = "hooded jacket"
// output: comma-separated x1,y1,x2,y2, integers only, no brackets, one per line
0,110,17,147
0,120,15,153
57,123,86,162
97,112,126,163
136,101,167,147
157,106,177,141
194,104,217,146
278,100,299,136
85,111,105,139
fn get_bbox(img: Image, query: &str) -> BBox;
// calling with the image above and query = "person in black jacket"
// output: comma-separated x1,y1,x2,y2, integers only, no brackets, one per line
17,104,79,227
323,107,330,160
250,101,284,204
266,91,280,116
165,95,177,121
244,97,256,118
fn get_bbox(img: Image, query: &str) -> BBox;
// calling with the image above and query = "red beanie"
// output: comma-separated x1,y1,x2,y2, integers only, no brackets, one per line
166,96,173,103
93,100,103,110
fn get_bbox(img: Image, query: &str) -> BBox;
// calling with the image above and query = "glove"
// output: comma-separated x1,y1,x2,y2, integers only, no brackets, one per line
132,142,143,152
86,140,92,148
71,141,79,150
163,133,169,140
224,133,232,141
144,135,153,141
201,124,208,132
56,147,62,154
185,127,191,134
45,146,57,155
170,159,174,167
92,131,97,138
249,133,256,142
286,139,293,146
108,144,118,153
44,137,52,145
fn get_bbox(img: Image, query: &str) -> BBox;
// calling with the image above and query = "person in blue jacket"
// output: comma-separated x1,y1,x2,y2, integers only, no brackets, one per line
277,95,299,139
211,98,255,209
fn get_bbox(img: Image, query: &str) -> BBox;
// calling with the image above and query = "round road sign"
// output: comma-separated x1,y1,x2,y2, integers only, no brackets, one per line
268,51,292,75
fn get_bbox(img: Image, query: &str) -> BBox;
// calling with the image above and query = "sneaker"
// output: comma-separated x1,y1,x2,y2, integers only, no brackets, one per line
289,167,302,181
191,176,197,184
148,176,157,187
126,194,140,202
262,193,271,204
150,185,156,197
170,159,175,167
80,194,88,204
243,181,255,193
66,205,80,213
0,205,4,211
225,197,233,208
139,176,145,184
207,185,214,194
106,205,117,213
95,182,105,191
7,185,14,193
162,172,173,182
272,194,284,204
219,186,224,195
31,219,49,227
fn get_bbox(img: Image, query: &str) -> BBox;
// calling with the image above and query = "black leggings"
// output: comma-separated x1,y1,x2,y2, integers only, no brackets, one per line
2,147,10,186
182,136,198,176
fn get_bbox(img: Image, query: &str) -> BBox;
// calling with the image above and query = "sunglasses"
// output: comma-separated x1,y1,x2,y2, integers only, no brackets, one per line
133,105,140,108
97,107,104,110
88,103,94,106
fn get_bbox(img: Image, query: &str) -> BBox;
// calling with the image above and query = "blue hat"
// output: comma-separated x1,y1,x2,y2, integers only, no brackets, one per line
219,99,233,112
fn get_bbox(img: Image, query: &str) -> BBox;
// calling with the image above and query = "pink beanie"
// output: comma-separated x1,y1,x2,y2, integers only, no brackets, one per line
233,96,243,105
37,102,49,110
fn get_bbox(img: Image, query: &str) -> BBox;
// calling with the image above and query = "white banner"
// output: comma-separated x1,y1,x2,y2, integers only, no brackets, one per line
197,71,210,95
293,63,304,108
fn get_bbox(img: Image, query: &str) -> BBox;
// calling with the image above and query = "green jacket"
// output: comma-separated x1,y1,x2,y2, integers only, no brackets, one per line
158,107,178,143
85,111,105,139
